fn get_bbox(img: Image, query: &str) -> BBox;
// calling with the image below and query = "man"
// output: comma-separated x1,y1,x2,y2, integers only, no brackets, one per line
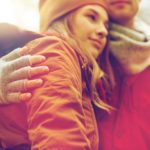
95,0,150,150
0,23,49,104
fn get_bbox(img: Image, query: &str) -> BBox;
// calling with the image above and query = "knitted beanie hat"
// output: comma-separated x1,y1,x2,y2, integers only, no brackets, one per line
39,0,107,32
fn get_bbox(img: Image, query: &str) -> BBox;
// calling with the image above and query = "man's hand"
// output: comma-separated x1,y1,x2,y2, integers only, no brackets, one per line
0,47,49,104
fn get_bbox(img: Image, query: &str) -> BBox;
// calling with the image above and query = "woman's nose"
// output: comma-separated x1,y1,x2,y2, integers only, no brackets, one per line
96,24,108,38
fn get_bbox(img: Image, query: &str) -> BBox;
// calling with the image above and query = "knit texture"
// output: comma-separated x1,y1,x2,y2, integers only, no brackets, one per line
109,19,150,74
0,48,31,104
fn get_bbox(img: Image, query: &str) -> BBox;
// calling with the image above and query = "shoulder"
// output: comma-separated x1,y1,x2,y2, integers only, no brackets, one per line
25,35,81,73
25,35,78,59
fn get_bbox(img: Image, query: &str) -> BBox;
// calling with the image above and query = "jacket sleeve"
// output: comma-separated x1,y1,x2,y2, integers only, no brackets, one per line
25,37,91,150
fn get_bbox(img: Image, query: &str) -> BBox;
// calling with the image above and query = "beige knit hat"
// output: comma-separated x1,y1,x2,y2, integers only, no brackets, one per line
39,0,107,32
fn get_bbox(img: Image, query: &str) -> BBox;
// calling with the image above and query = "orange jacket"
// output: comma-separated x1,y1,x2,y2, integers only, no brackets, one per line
0,34,99,150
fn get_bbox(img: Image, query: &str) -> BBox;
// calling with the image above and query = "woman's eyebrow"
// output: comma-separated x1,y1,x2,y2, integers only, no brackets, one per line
86,8,108,22
86,9,98,16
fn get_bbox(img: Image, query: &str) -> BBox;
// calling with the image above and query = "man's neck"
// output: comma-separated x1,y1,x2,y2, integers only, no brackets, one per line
112,18,135,30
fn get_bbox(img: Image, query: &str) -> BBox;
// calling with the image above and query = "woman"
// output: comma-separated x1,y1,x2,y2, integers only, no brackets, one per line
0,0,114,149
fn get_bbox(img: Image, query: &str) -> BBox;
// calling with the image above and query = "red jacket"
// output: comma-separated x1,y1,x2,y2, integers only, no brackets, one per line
0,35,99,150
95,65,150,150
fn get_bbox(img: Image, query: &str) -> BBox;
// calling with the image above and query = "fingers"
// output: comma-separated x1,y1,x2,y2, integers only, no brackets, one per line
1,48,20,61
18,46,30,56
8,66,31,81
8,66,49,81
4,78,44,104
19,93,32,101
7,54,46,72
7,79,43,92
2,46,46,66
6,92,32,103
7,55,31,71
25,79,44,91
29,55,46,66
30,66,49,77
19,46,46,66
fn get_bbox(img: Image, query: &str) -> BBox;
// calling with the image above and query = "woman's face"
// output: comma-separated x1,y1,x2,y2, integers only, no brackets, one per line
71,5,109,58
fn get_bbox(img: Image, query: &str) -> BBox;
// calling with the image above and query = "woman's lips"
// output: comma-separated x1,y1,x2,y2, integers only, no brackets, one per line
90,39,102,49
110,0,130,5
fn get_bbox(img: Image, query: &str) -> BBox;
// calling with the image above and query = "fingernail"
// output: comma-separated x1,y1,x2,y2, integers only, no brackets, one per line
39,55,46,62
42,66,49,72
21,93,32,101
36,79,43,84
25,93,32,98
19,46,28,56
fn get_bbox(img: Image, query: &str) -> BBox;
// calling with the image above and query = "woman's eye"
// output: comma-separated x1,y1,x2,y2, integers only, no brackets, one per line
86,14,96,21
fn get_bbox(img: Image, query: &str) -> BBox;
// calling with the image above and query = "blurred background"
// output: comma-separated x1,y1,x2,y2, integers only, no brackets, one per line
0,0,149,31
138,0,150,25
0,0,39,31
